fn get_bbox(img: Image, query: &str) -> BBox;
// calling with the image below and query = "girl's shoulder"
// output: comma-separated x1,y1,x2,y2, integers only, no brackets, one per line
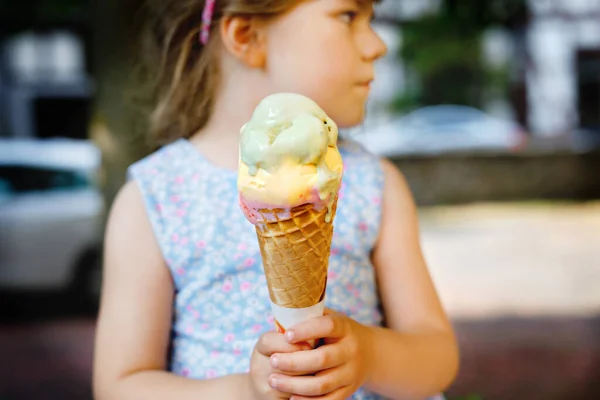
127,139,191,181
333,139,385,252
338,138,385,187
338,138,380,160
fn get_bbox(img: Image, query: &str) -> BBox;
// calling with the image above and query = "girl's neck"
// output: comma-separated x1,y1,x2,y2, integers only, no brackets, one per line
189,114,243,172
189,77,265,172
188,132,239,173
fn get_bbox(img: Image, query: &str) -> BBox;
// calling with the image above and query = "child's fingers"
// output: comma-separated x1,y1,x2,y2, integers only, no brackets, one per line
256,331,312,356
270,345,344,373
269,365,351,397
286,314,347,344
290,386,350,400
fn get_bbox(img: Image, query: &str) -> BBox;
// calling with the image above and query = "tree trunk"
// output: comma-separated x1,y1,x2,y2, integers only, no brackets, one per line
89,0,149,210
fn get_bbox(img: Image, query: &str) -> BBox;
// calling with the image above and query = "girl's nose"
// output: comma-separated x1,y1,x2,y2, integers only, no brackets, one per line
361,26,388,62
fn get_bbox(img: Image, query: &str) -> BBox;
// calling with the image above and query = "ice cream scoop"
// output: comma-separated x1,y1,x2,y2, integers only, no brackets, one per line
238,93,343,223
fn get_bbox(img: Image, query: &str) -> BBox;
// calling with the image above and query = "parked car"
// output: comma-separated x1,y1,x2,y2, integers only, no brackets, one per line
353,105,527,156
0,138,104,303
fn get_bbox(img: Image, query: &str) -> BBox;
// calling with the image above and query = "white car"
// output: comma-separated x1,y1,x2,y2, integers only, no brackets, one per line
0,138,104,301
354,105,527,156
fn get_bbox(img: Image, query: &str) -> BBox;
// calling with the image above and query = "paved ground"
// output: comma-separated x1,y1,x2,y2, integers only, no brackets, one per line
421,201,600,318
0,319,95,400
1,316,597,400
1,202,599,400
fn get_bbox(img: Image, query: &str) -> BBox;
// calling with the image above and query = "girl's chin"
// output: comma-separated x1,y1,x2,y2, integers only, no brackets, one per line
334,109,367,129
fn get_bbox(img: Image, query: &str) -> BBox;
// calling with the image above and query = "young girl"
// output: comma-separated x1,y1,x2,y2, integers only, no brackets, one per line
93,0,459,399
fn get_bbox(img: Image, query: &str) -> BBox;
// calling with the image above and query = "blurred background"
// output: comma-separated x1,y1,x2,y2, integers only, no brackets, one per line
0,0,599,399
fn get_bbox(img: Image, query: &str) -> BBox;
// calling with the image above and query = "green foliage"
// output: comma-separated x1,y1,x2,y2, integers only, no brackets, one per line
393,0,526,113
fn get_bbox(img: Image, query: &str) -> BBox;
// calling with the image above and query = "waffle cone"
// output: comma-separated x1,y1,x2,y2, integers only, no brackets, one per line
254,199,338,309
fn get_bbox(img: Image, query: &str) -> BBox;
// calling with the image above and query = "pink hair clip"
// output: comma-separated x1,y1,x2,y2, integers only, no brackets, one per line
200,0,216,45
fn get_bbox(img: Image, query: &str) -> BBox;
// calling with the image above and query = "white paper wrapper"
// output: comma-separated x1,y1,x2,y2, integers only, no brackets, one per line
271,300,325,347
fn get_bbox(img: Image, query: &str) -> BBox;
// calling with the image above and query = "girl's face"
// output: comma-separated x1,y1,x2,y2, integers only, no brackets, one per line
263,0,387,128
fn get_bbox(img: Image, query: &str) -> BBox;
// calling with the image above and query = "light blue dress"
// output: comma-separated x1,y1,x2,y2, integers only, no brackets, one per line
129,138,445,400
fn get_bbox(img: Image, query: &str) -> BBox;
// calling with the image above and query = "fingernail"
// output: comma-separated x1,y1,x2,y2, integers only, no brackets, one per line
270,355,279,368
269,376,278,389
286,330,295,342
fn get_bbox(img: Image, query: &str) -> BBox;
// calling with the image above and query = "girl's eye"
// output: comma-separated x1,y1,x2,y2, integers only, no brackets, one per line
339,11,358,24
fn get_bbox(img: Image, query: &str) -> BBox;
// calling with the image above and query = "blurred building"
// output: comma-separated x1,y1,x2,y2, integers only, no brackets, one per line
527,0,600,136
371,0,600,137
0,31,94,139
0,2,93,140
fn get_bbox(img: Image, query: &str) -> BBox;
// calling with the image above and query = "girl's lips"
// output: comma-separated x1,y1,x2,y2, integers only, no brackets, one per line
356,79,374,88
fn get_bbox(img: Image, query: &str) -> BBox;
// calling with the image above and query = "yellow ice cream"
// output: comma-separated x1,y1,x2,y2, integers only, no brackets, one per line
238,93,343,219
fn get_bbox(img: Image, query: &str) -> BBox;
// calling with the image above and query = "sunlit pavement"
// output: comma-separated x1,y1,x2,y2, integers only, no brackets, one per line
422,201,600,318
1,202,599,399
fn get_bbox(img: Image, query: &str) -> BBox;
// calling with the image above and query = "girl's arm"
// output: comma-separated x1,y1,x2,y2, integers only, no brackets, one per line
93,182,254,400
366,159,459,398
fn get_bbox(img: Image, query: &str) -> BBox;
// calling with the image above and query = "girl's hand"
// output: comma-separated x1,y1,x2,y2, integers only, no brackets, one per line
267,309,375,400
250,331,313,400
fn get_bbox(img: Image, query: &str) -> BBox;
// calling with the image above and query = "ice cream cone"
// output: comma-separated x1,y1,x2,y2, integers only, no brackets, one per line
251,199,337,339
237,93,343,339
255,199,337,308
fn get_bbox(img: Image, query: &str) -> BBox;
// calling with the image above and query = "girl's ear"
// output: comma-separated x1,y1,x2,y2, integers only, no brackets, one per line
219,15,268,69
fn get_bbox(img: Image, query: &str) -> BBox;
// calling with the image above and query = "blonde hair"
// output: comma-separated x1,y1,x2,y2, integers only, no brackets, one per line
139,0,297,146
